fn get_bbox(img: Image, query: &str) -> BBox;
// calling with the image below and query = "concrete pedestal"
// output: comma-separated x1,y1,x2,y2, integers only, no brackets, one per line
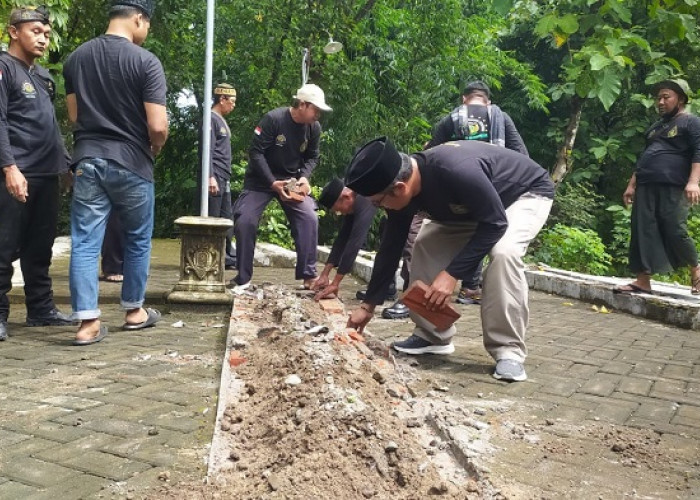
167,216,234,304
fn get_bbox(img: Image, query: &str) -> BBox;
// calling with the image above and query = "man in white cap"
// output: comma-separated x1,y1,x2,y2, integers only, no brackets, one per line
231,83,332,289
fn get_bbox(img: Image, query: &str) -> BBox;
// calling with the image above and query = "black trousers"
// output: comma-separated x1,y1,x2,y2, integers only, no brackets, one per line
0,176,59,319
208,175,236,267
101,211,124,276
232,189,318,285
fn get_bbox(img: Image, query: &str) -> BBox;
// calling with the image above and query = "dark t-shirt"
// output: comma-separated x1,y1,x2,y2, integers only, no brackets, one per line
635,113,700,186
63,35,167,182
245,106,321,191
426,105,528,156
327,195,377,275
365,141,554,304
210,111,232,180
0,53,65,177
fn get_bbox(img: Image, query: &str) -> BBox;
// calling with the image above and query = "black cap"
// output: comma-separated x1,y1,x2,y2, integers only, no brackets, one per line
214,83,236,97
9,6,50,26
463,80,491,99
110,0,155,18
345,137,406,197
318,178,345,209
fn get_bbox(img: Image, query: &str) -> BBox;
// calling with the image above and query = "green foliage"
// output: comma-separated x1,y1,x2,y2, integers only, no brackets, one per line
548,181,604,230
605,203,631,274
533,223,612,275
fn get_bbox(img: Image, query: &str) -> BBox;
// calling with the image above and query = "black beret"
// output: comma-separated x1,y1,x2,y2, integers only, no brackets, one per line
9,6,50,26
111,0,155,18
345,137,405,197
318,177,345,209
463,80,491,99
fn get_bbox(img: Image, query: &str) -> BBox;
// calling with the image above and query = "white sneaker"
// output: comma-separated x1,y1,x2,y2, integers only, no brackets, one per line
492,359,527,382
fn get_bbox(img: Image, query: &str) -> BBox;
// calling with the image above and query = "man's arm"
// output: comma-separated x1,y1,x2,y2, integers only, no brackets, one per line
66,94,78,124
145,102,168,155
299,123,320,179
503,113,529,156
685,116,700,205
248,113,279,188
623,173,637,206
0,63,27,202
424,115,453,150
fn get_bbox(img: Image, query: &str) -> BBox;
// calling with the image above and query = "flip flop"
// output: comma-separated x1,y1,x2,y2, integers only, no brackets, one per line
122,308,161,331
99,274,123,283
73,325,108,346
613,283,652,295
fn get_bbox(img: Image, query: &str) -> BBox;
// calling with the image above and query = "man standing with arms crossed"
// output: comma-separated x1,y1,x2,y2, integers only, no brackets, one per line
64,0,168,345
0,6,74,341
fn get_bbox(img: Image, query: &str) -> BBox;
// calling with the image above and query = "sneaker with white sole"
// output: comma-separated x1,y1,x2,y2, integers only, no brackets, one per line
492,359,527,382
392,335,455,355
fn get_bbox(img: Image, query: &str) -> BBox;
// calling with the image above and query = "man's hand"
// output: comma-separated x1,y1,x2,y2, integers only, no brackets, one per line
297,177,311,196
685,182,700,206
311,274,330,291
59,171,73,194
424,270,458,311
3,165,28,203
622,185,635,206
271,179,293,201
208,176,219,195
347,305,374,333
314,283,339,301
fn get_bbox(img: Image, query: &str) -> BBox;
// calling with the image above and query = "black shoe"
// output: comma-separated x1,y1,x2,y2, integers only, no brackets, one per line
356,284,397,302
26,308,75,327
225,264,237,270
0,320,7,341
455,287,481,305
382,300,410,319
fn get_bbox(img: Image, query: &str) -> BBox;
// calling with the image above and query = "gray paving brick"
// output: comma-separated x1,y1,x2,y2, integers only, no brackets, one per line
0,427,31,448
632,401,678,423
0,480,39,497
41,395,103,410
537,378,580,397
617,376,653,396
651,379,687,397
662,364,694,379
564,363,600,380
0,421,92,443
615,349,651,362
59,450,152,481
591,400,639,424
26,473,109,500
579,373,621,397
599,360,634,375
2,457,82,487
631,360,666,377
32,433,118,463
5,437,62,458
78,418,152,438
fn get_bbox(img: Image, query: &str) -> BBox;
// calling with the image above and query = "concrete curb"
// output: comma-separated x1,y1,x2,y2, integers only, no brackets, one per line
250,243,700,332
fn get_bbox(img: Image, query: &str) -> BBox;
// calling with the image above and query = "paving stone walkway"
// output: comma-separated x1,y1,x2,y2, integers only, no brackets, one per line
1,239,699,498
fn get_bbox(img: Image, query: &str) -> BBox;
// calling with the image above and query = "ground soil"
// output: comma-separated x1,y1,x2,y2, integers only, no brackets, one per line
146,284,488,499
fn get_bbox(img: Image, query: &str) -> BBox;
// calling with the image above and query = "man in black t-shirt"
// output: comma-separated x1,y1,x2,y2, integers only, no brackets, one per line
201,83,237,269
64,0,168,345
615,79,700,296
231,84,332,290
0,6,74,341
345,138,554,382
312,178,379,301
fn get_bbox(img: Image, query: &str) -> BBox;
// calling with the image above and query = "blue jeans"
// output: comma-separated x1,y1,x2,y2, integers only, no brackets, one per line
69,158,154,320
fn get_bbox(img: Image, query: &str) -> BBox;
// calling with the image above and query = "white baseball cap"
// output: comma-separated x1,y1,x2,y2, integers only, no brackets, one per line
293,84,332,112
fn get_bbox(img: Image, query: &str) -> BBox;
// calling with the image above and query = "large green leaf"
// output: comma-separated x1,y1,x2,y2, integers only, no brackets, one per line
589,53,611,71
558,14,580,35
596,70,622,110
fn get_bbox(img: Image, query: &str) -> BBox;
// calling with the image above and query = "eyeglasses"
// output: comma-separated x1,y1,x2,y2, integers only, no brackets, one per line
371,191,390,208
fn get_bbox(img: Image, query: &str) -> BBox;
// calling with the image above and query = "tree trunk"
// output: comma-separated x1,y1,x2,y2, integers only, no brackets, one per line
551,95,583,187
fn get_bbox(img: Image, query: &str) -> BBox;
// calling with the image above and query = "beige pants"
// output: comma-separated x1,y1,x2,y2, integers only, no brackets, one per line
409,194,553,362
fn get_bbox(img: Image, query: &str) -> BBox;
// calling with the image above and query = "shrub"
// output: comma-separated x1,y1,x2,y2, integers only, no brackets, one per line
532,223,611,275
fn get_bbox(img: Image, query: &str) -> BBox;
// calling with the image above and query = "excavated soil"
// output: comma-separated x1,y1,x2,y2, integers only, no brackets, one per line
147,284,489,499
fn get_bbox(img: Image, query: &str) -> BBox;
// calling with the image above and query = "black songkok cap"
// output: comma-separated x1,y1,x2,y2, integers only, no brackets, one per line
110,0,155,19
318,178,345,210
463,80,491,99
9,6,50,26
345,137,405,197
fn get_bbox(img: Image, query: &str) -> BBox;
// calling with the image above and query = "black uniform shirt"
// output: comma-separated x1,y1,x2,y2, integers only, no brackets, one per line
426,105,528,156
365,141,554,305
0,53,65,177
245,106,320,191
210,111,232,180
327,195,377,275
64,35,167,182
635,113,700,186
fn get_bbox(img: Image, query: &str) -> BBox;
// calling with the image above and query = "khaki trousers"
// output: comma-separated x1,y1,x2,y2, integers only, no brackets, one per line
409,194,552,362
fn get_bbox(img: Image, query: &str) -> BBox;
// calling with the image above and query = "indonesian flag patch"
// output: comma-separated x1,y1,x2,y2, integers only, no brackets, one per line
254,126,262,135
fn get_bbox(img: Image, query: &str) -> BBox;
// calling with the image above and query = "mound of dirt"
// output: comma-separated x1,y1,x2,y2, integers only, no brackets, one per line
147,284,483,499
